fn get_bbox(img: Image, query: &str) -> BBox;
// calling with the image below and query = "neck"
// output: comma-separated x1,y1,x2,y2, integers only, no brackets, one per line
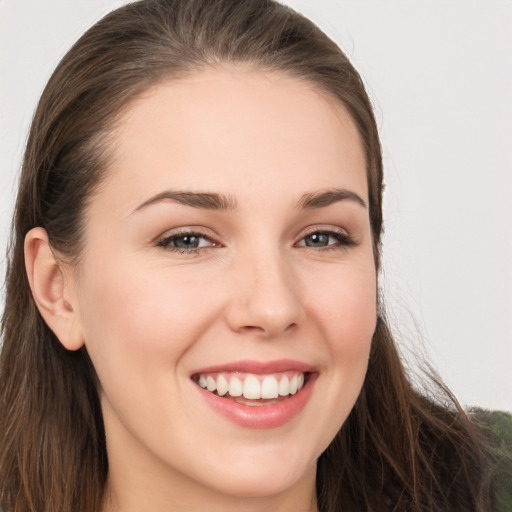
102,466,318,512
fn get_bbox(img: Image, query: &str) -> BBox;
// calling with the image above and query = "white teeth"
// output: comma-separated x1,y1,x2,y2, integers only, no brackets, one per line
289,375,298,395
243,375,261,399
278,375,290,396
206,376,216,392
228,376,243,397
261,376,279,399
197,372,306,399
216,375,229,396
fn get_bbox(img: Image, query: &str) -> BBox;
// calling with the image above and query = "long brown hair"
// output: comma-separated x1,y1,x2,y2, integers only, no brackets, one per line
0,1,494,511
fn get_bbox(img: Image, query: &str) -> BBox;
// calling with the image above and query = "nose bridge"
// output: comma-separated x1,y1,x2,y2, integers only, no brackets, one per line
226,241,302,337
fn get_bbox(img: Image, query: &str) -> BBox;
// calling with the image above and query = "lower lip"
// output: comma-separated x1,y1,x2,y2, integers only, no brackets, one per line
195,374,317,429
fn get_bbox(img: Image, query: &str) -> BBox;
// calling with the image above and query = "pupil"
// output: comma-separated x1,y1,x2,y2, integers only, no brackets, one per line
306,233,328,247
175,235,199,249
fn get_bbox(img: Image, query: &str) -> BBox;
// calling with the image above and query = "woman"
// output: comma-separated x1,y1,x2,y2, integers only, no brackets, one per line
0,1,495,511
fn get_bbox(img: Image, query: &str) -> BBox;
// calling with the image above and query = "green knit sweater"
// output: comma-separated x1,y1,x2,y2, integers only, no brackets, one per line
472,409,512,512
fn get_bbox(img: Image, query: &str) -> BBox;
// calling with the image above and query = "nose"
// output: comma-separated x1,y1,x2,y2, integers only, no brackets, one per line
224,248,303,338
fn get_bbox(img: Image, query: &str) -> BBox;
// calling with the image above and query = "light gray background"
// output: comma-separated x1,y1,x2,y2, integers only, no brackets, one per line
1,0,510,411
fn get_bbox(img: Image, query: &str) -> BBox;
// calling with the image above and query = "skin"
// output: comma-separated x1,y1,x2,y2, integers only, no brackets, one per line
26,69,377,512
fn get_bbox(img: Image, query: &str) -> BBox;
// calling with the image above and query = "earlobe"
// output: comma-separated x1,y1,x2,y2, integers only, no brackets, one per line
24,227,84,351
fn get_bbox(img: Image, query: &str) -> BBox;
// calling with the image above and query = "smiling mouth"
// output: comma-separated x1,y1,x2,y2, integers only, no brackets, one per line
192,371,309,406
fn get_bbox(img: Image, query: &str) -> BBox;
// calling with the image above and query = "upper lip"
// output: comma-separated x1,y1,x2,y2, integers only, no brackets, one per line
191,359,316,376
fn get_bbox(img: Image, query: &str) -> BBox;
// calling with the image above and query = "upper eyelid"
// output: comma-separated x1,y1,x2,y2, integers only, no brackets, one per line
161,231,214,241
302,226,346,234
156,227,218,242
297,225,350,239
156,231,219,254
154,224,352,246
294,226,356,249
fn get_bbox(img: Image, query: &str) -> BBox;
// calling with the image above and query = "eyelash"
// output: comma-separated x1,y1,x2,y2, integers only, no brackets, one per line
297,228,356,251
157,231,218,254
156,227,355,255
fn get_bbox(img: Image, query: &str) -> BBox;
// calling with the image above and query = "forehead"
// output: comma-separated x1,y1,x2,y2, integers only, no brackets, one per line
100,68,367,213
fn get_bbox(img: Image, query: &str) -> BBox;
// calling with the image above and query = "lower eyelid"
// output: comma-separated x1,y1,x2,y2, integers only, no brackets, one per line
157,232,215,249
156,228,354,251
297,229,353,245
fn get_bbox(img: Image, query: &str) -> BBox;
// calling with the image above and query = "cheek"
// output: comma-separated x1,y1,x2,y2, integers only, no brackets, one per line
296,262,376,452
307,263,377,355
77,259,222,383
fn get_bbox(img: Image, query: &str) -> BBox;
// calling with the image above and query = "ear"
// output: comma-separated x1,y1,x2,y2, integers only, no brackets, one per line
24,227,84,351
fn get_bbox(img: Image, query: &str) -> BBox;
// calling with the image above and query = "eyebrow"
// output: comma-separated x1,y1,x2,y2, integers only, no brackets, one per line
132,187,366,214
296,188,367,210
133,191,238,213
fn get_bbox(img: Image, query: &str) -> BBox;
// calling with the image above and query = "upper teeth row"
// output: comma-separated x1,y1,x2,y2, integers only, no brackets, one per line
197,373,305,400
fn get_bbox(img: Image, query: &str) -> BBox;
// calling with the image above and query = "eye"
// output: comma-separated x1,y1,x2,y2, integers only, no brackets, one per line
296,229,355,249
157,231,217,252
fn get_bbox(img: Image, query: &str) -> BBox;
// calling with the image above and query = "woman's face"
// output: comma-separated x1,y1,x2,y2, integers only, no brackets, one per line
72,69,377,506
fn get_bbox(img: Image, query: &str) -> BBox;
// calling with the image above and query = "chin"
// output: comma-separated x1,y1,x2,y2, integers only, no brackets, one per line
205,462,316,499
187,441,319,500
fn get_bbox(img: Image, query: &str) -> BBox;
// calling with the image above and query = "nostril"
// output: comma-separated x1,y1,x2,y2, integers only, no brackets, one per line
240,325,265,332
237,322,297,336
